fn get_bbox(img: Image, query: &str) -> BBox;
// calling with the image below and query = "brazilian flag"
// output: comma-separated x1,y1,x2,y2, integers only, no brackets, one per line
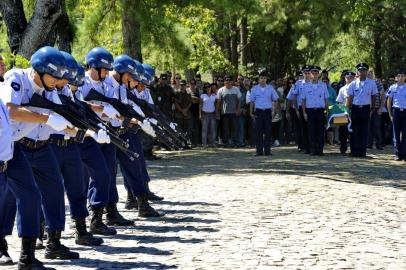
326,104,352,131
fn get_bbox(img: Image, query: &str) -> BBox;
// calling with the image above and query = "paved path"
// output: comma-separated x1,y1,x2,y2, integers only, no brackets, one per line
2,145,406,269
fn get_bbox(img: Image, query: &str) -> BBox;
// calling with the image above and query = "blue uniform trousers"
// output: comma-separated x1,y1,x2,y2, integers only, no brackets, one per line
306,108,325,155
392,108,406,159
255,109,272,155
79,137,111,209
20,143,66,232
117,132,148,199
100,142,117,205
0,173,16,237
135,133,151,183
350,105,370,156
299,107,310,153
0,144,41,237
50,138,88,219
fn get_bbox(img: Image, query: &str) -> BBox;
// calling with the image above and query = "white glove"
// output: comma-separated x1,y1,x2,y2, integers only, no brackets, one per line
87,129,111,144
140,119,156,137
103,104,120,119
46,113,73,131
170,122,177,130
148,118,158,125
132,104,145,117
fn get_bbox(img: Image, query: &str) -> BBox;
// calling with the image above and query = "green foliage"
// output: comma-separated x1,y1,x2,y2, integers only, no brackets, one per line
2,52,30,69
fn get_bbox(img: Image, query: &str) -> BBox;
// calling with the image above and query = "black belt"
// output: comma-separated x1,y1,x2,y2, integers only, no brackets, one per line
393,108,406,112
49,137,76,148
255,108,272,111
352,104,370,108
306,108,325,110
0,161,8,173
18,137,49,150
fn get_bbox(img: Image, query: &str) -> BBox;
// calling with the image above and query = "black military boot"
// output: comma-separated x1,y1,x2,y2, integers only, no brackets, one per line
18,237,53,270
125,190,138,210
106,203,134,226
0,237,12,265
35,221,45,250
137,194,164,217
74,219,103,246
44,231,79,260
89,206,117,236
145,182,164,201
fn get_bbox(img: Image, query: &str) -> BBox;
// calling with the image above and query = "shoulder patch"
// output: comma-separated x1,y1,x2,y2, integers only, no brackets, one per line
11,82,21,92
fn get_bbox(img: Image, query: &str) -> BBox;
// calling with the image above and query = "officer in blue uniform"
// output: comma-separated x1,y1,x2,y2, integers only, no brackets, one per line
0,99,14,266
336,71,356,154
76,47,118,236
302,66,329,156
105,56,162,218
124,63,165,210
291,65,312,154
386,69,406,161
0,46,77,269
249,71,280,156
50,52,103,246
286,70,303,152
347,63,378,157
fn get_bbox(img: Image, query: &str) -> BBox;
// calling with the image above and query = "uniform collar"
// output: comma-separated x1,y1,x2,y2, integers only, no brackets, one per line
109,74,120,89
28,68,45,94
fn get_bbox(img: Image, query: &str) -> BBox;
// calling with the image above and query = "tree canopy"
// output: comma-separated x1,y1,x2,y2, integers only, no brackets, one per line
0,0,405,79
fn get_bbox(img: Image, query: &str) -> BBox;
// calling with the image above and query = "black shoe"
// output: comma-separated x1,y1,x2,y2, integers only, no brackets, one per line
125,191,138,210
35,221,45,250
45,231,79,260
395,156,402,161
106,204,134,226
89,207,117,236
18,237,54,270
304,151,310,154
147,192,164,201
264,152,272,156
298,148,303,152
0,238,13,265
376,146,383,150
316,153,325,156
367,145,372,149
138,195,164,218
74,219,103,246
254,153,263,156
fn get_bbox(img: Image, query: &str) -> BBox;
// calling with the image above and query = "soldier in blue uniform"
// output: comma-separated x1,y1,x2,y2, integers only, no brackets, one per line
346,63,378,157
0,46,78,270
386,69,406,161
50,52,103,246
76,47,119,236
104,55,162,218
291,65,312,154
249,71,280,156
0,98,14,266
301,66,329,156
336,71,356,154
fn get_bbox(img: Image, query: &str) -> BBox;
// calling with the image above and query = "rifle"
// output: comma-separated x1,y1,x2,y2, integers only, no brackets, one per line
126,89,190,149
84,89,180,150
26,93,139,160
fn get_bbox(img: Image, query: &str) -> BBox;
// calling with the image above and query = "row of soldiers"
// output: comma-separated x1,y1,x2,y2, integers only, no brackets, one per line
0,46,177,270
284,63,406,159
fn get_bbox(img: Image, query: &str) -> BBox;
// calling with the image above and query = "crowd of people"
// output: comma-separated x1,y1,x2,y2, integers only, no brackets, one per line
144,65,403,158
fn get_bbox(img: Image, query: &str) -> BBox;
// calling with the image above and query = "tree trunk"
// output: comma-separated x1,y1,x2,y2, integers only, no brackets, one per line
0,0,27,53
18,0,63,58
230,18,238,72
240,17,248,67
223,19,231,63
121,0,142,61
56,0,73,52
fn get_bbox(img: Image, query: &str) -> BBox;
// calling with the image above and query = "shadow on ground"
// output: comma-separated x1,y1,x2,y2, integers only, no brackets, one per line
142,146,406,190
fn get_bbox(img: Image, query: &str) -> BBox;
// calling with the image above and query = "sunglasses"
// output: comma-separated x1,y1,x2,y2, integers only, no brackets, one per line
175,77,181,80
217,80,224,82
224,79,232,82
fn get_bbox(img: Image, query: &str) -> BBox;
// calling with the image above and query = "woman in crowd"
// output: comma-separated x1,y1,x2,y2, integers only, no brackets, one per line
200,83,218,147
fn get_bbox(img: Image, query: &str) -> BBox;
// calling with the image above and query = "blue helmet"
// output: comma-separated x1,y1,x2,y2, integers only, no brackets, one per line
132,60,144,82
60,51,78,84
142,64,155,85
31,46,66,79
71,64,85,87
113,55,138,80
85,47,113,70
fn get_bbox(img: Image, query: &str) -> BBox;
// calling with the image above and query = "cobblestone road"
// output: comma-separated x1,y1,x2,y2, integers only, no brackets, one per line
2,146,406,269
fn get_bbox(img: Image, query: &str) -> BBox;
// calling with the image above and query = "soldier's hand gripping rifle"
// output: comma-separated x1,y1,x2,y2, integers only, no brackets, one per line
84,88,179,149
27,93,139,160
125,89,190,149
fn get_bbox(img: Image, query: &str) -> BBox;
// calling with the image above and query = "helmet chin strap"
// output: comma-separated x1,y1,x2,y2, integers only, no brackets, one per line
97,68,105,82
38,73,53,91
